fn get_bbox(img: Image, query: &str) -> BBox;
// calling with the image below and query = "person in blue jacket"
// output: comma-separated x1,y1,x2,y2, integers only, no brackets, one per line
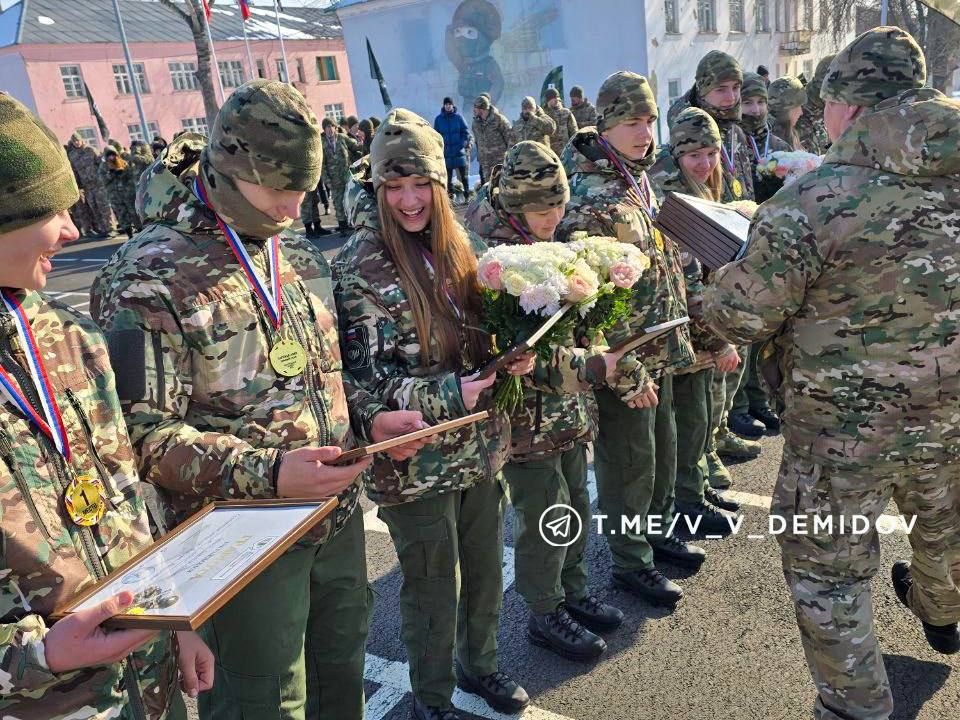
434,97,473,202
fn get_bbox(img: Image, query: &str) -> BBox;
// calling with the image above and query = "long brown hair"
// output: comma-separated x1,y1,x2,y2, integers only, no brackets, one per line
377,182,489,369
678,159,724,202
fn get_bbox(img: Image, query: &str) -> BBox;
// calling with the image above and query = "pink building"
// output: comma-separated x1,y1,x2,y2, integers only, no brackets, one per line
0,0,357,148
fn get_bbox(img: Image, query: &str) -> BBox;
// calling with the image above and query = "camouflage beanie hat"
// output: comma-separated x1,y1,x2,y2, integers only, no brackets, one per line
544,87,560,102
474,95,491,110
205,79,322,192
493,141,569,215
369,108,447,191
597,71,658,132
806,54,835,111
740,72,768,101
570,85,584,99
521,96,536,111
0,94,79,234
768,77,807,119
696,51,743,96
822,26,926,107
669,108,721,158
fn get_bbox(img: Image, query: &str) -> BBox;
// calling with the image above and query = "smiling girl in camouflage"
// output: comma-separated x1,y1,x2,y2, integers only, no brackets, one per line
333,109,532,720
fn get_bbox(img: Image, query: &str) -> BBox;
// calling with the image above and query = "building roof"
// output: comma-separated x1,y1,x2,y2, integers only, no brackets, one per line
0,0,342,48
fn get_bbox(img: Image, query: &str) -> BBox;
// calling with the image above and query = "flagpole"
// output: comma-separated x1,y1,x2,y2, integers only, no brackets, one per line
111,0,149,142
201,3,226,103
273,0,290,83
240,13,256,80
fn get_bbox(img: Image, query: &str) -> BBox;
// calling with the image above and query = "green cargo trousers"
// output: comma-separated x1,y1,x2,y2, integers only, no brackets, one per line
731,343,771,416
673,368,713,505
709,352,748,449
378,478,505,709
775,449,960,720
198,508,370,720
504,442,591,614
593,375,676,571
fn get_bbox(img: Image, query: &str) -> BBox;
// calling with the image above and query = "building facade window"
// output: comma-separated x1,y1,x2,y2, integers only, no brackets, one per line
668,79,682,106
218,60,245,88
60,65,85,98
276,59,288,82
803,0,814,29
697,0,717,32
664,0,680,33
296,58,306,84
256,59,266,79
316,56,340,82
730,0,746,31
324,103,345,122
128,122,160,143
114,63,149,95
756,0,771,31
803,59,814,77
181,117,209,136
76,127,99,149
169,62,198,91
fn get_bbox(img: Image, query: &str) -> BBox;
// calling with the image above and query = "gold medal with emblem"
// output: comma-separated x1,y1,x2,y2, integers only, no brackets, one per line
653,228,665,252
64,473,107,527
732,178,743,199
270,337,308,377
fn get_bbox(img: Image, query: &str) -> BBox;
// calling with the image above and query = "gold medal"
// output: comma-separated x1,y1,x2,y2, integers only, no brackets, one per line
732,178,743,199
64,474,106,527
653,228,665,252
270,338,308,377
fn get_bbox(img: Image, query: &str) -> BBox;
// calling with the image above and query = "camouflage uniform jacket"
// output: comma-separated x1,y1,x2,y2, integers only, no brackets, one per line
471,106,512,178
571,100,598,129
0,291,177,719
741,123,792,203
544,102,578,157
512,107,556,146
66,142,101,189
647,159,735,372
666,91,756,201
794,112,830,155
464,185,607,461
703,88,960,468
98,154,138,226
556,128,695,398
89,134,386,542
322,131,358,187
333,169,509,505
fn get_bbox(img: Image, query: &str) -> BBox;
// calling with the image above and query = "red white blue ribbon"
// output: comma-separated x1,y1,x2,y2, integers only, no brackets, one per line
0,290,71,460
193,178,283,330
748,133,770,163
505,214,536,245
596,135,657,221
720,132,738,177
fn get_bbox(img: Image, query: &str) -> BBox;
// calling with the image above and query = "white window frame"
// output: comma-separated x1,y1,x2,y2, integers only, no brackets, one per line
323,103,345,122
114,62,149,95
76,127,100,149
60,65,85,98
128,122,160,143
697,0,717,33
180,117,209,136
276,59,288,83
730,0,746,32
218,60,246,88
169,62,199,92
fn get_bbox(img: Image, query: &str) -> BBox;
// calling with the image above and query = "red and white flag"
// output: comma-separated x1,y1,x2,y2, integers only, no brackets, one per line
237,0,251,20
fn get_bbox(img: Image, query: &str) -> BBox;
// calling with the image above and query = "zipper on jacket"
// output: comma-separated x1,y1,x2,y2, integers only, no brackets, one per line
64,388,118,508
151,331,166,406
124,660,148,720
0,433,53,542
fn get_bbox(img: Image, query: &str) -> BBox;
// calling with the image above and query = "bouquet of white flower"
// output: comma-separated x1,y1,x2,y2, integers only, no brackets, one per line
476,236,649,410
760,150,823,185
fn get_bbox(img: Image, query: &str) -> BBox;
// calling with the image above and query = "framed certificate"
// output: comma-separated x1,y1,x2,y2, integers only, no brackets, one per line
608,316,691,355
655,192,752,270
52,499,337,630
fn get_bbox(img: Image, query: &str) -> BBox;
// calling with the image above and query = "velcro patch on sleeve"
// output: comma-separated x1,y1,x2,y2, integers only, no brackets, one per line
343,325,371,371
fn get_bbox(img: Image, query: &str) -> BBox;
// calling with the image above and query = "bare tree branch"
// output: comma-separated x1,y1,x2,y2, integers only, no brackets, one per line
159,0,190,22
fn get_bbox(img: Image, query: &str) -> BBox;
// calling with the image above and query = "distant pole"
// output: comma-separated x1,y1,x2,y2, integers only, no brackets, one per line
273,0,289,82
201,5,226,103
111,0,149,142
881,0,889,24
241,16,256,80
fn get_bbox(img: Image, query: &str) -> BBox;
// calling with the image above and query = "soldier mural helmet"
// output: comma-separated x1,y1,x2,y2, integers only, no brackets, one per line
491,141,569,215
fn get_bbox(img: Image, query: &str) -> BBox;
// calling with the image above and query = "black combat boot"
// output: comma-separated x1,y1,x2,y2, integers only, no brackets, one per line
527,605,607,661
674,499,732,536
337,219,351,234
412,699,461,720
728,412,765,438
750,405,781,433
892,561,960,654
704,486,741,512
455,662,529,714
612,567,683,605
564,594,625,632
650,534,707,568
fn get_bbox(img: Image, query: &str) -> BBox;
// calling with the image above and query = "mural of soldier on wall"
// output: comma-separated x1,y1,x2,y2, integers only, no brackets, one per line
445,0,505,108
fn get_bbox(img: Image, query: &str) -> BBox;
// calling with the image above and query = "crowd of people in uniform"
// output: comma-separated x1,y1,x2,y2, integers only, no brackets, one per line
0,22,957,720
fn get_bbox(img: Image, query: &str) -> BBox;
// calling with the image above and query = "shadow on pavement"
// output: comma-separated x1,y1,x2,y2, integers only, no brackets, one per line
887,653,953,719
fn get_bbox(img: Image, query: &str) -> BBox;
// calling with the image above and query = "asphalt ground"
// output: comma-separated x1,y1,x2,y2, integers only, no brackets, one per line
47,230,959,720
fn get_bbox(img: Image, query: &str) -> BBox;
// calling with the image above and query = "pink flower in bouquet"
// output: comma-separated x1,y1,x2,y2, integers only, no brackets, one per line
478,259,503,290
566,272,599,302
609,261,641,289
